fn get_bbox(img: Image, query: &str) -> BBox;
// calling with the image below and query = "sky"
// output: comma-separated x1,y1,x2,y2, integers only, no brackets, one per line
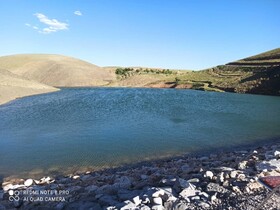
0,0,279,70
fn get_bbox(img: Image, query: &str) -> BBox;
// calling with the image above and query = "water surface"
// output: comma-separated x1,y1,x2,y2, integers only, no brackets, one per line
0,88,280,178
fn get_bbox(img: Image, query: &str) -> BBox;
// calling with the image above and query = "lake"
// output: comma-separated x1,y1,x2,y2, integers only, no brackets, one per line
0,88,280,178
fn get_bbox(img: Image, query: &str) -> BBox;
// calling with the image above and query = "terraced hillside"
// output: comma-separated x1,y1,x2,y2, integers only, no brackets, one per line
108,48,280,96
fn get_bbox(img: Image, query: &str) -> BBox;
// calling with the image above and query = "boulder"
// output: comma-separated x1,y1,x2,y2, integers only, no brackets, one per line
24,179,33,187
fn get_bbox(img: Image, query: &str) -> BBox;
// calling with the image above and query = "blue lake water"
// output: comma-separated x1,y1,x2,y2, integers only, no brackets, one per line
0,88,280,178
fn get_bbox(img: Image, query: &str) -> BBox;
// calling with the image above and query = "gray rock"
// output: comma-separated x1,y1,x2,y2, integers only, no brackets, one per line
151,205,164,210
152,197,163,205
274,150,280,158
160,177,176,186
67,186,82,192
65,201,102,210
85,185,98,192
181,164,191,172
230,170,238,179
256,159,280,171
152,189,165,198
238,161,248,170
0,204,6,210
96,184,117,195
191,195,200,201
177,178,196,190
172,201,190,210
56,202,66,210
204,171,214,180
118,189,139,201
199,192,209,199
24,179,33,187
141,175,149,180
120,201,137,210
217,172,225,183
206,183,229,194
114,176,132,189
139,204,151,210
0,191,3,200
179,188,199,200
133,196,142,206
198,201,210,208
99,195,119,206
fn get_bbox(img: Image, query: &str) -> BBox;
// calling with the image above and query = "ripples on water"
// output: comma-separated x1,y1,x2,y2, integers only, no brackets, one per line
0,88,280,177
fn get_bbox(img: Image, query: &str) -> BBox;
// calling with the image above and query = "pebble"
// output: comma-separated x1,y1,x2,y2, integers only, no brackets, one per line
205,171,214,180
152,197,163,205
24,179,33,187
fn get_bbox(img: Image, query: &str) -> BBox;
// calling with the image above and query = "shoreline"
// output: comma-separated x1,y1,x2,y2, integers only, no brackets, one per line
1,141,279,209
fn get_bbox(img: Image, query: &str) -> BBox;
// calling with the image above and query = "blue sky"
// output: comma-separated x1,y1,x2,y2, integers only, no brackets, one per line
0,0,279,70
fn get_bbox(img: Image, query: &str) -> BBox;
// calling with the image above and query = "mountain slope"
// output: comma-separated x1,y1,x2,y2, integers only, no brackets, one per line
0,54,116,87
0,69,58,105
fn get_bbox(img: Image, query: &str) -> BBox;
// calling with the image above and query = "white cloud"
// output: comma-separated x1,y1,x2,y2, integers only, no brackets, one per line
34,13,68,34
74,11,82,16
25,23,31,27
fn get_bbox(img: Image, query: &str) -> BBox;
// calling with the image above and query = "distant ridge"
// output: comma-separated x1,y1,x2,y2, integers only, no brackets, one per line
0,54,116,87
227,48,280,66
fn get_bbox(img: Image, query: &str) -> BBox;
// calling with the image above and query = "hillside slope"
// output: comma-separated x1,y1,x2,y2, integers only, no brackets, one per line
0,54,116,87
0,69,59,105
107,49,280,96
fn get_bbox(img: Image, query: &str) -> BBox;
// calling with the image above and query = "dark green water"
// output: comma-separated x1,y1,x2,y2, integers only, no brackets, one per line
0,88,280,178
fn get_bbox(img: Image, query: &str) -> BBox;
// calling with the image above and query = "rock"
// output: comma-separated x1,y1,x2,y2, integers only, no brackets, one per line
181,164,192,172
232,186,241,194
160,177,176,186
65,201,102,210
72,175,80,180
55,202,65,210
151,205,164,210
210,193,218,203
133,196,142,206
191,195,200,201
256,159,280,171
172,202,189,210
152,197,163,205
206,183,229,194
0,204,6,210
217,172,225,183
114,176,132,189
81,174,92,182
199,192,209,199
118,189,140,201
188,178,200,183
139,204,151,210
198,201,210,208
274,150,280,158
199,156,209,161
99,195,119,206
67,186,82,192
85,184,98,192
204,171,214,180
96,184,117,195
230,170,238,179
0,191,3,200
141,175,148,180
177,178,196,190
179,188,199,200
238,161,248,170
24,179,33,187
152,189,165,197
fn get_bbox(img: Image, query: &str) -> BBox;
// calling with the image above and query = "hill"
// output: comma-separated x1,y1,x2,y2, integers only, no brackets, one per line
0,69,58,105
0,54,116,87
107,49,280,95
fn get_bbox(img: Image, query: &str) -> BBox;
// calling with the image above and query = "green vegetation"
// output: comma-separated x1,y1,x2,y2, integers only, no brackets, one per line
112,48,280,96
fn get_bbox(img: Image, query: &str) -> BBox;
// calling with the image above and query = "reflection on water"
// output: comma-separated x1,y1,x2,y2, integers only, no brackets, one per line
0,88,280,178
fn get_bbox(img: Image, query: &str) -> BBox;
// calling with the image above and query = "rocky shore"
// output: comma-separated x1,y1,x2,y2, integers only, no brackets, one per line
1,142,280,210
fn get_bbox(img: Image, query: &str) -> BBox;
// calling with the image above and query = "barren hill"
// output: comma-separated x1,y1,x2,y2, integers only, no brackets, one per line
0,54,116,87
0,69,58,105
